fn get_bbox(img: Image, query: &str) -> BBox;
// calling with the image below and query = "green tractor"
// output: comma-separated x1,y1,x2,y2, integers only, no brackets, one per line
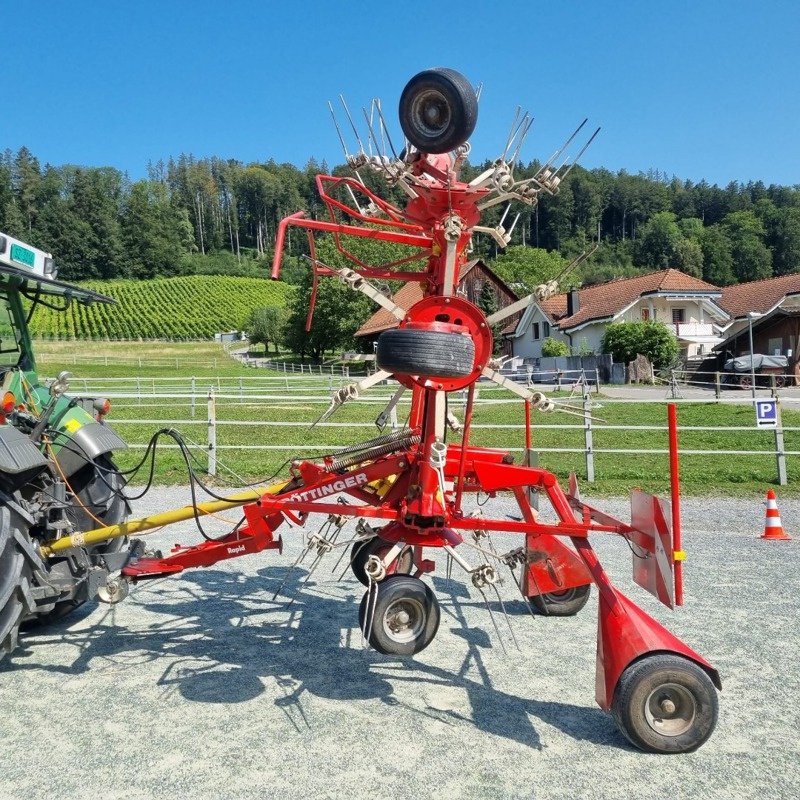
0,232,132,661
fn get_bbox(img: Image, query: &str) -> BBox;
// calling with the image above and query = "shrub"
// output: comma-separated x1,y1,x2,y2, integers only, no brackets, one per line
541,337,570,357
601,321,678,370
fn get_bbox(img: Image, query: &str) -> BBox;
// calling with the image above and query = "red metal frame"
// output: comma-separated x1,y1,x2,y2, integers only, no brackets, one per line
125,144,717,712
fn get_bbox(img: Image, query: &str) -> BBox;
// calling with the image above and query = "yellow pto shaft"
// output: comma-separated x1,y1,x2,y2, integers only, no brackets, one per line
39,482,288,557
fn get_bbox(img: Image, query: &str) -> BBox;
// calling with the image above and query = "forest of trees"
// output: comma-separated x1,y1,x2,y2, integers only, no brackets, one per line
1,145,799,288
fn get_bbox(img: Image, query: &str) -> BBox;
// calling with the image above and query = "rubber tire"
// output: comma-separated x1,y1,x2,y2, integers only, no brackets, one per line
377,328,475,378
0,494,44,662
611,654,719,754
30,456,130,627
529,583,591,616
358,575,440,656
399,68,478,154
350,536,413,587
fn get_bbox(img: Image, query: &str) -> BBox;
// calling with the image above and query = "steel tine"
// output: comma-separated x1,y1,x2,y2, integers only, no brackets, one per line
271,541,313,600
374,99,400,160
328,101,351,161
362,577,379,649
508,564,539,621
509,116,534,167
361,104,379,158
478,586,507,655
540,118,587,174
557,126,601,181
491,582,520,651
339,95,366,154
336,535,372,581
501,106,523,161
446,552,453,584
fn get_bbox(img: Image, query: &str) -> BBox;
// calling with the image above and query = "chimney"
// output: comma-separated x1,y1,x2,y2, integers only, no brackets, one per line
567,288,580,317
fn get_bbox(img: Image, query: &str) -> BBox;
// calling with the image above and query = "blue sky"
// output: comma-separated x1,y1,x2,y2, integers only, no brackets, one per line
3,1,798,186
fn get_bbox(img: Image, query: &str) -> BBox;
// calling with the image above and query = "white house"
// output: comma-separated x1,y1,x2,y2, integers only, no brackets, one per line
507,269,729,361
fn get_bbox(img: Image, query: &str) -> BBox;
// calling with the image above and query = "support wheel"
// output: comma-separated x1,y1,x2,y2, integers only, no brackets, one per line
351,536,413,587
376,328,475,378
611,654,719,753
530,583,591,616
399,68,478,154
359,575,440,655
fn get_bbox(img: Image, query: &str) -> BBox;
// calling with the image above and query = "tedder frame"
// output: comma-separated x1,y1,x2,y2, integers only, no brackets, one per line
39,68,720,754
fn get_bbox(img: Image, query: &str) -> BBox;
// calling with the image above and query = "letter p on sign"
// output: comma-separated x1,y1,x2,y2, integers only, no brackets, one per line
755,399,778,428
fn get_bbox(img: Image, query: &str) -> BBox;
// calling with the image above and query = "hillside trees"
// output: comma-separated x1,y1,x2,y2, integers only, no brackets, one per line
1,144,799,287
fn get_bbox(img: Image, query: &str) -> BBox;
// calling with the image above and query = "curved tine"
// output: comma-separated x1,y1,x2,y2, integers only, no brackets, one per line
361,103,379,158
507,563,538,621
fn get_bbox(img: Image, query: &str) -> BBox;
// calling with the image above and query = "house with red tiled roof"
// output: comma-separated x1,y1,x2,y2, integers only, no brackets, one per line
355,259,519,344
507,268,730,361
714,274,800,363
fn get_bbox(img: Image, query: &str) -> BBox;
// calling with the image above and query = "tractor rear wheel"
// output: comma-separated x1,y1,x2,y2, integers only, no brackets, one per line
376,328,475,378
529,584,591,616
611,654,718,753
0,493,45,662
399,68,478,154
29,455,130,627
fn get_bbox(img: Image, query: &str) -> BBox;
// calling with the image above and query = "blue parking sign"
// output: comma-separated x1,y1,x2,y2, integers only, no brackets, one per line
755,399,778,428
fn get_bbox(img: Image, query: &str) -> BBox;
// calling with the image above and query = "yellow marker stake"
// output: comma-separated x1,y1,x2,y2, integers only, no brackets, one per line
39,482,288,557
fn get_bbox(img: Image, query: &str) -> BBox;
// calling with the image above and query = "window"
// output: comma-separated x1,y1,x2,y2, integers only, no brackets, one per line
0,294,22,369
641,308,650,321
768,337,783,356
532,322,540,340
543,321,550,337
671,308,685,324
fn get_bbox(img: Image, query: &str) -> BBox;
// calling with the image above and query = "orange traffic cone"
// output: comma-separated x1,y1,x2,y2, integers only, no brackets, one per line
762,489,791,540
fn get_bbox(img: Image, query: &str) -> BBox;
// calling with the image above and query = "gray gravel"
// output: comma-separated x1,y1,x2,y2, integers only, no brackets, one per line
2,487,799,800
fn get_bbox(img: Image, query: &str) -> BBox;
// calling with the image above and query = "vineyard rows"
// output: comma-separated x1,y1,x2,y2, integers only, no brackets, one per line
28,275,291,340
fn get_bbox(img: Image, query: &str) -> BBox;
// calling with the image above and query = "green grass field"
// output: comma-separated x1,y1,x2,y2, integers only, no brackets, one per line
102,387,799,495
28,340,799,494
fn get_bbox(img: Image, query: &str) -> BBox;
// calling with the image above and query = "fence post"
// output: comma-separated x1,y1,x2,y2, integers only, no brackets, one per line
715,372,721,400
595,368,600,394
207,390,217,477
775,398,787,486
583,383,595,482
191,377,196,418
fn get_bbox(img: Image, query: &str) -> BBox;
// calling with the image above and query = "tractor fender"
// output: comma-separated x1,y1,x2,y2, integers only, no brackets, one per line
52,421,128,477
0,425,49,475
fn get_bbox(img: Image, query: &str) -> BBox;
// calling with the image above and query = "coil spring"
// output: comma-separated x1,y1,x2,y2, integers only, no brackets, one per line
326,431,420,471
329,428,414,458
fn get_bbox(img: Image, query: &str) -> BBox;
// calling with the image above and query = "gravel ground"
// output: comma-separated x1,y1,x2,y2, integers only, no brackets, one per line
2,487,799,800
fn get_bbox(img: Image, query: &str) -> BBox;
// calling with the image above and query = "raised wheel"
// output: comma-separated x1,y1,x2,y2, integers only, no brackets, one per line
529,583,591,616
358,575,440,655
738,374,753,390
376,327,475,378
0,492,45,661
30,455,131,627
350,536,413,587
774,375,786,388
611,653,719,753
399,68,478,154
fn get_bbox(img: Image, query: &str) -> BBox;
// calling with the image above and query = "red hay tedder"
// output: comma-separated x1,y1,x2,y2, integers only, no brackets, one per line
47,69,720,753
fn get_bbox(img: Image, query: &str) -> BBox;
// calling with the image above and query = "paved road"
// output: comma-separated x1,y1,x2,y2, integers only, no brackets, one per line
2,489,798,800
